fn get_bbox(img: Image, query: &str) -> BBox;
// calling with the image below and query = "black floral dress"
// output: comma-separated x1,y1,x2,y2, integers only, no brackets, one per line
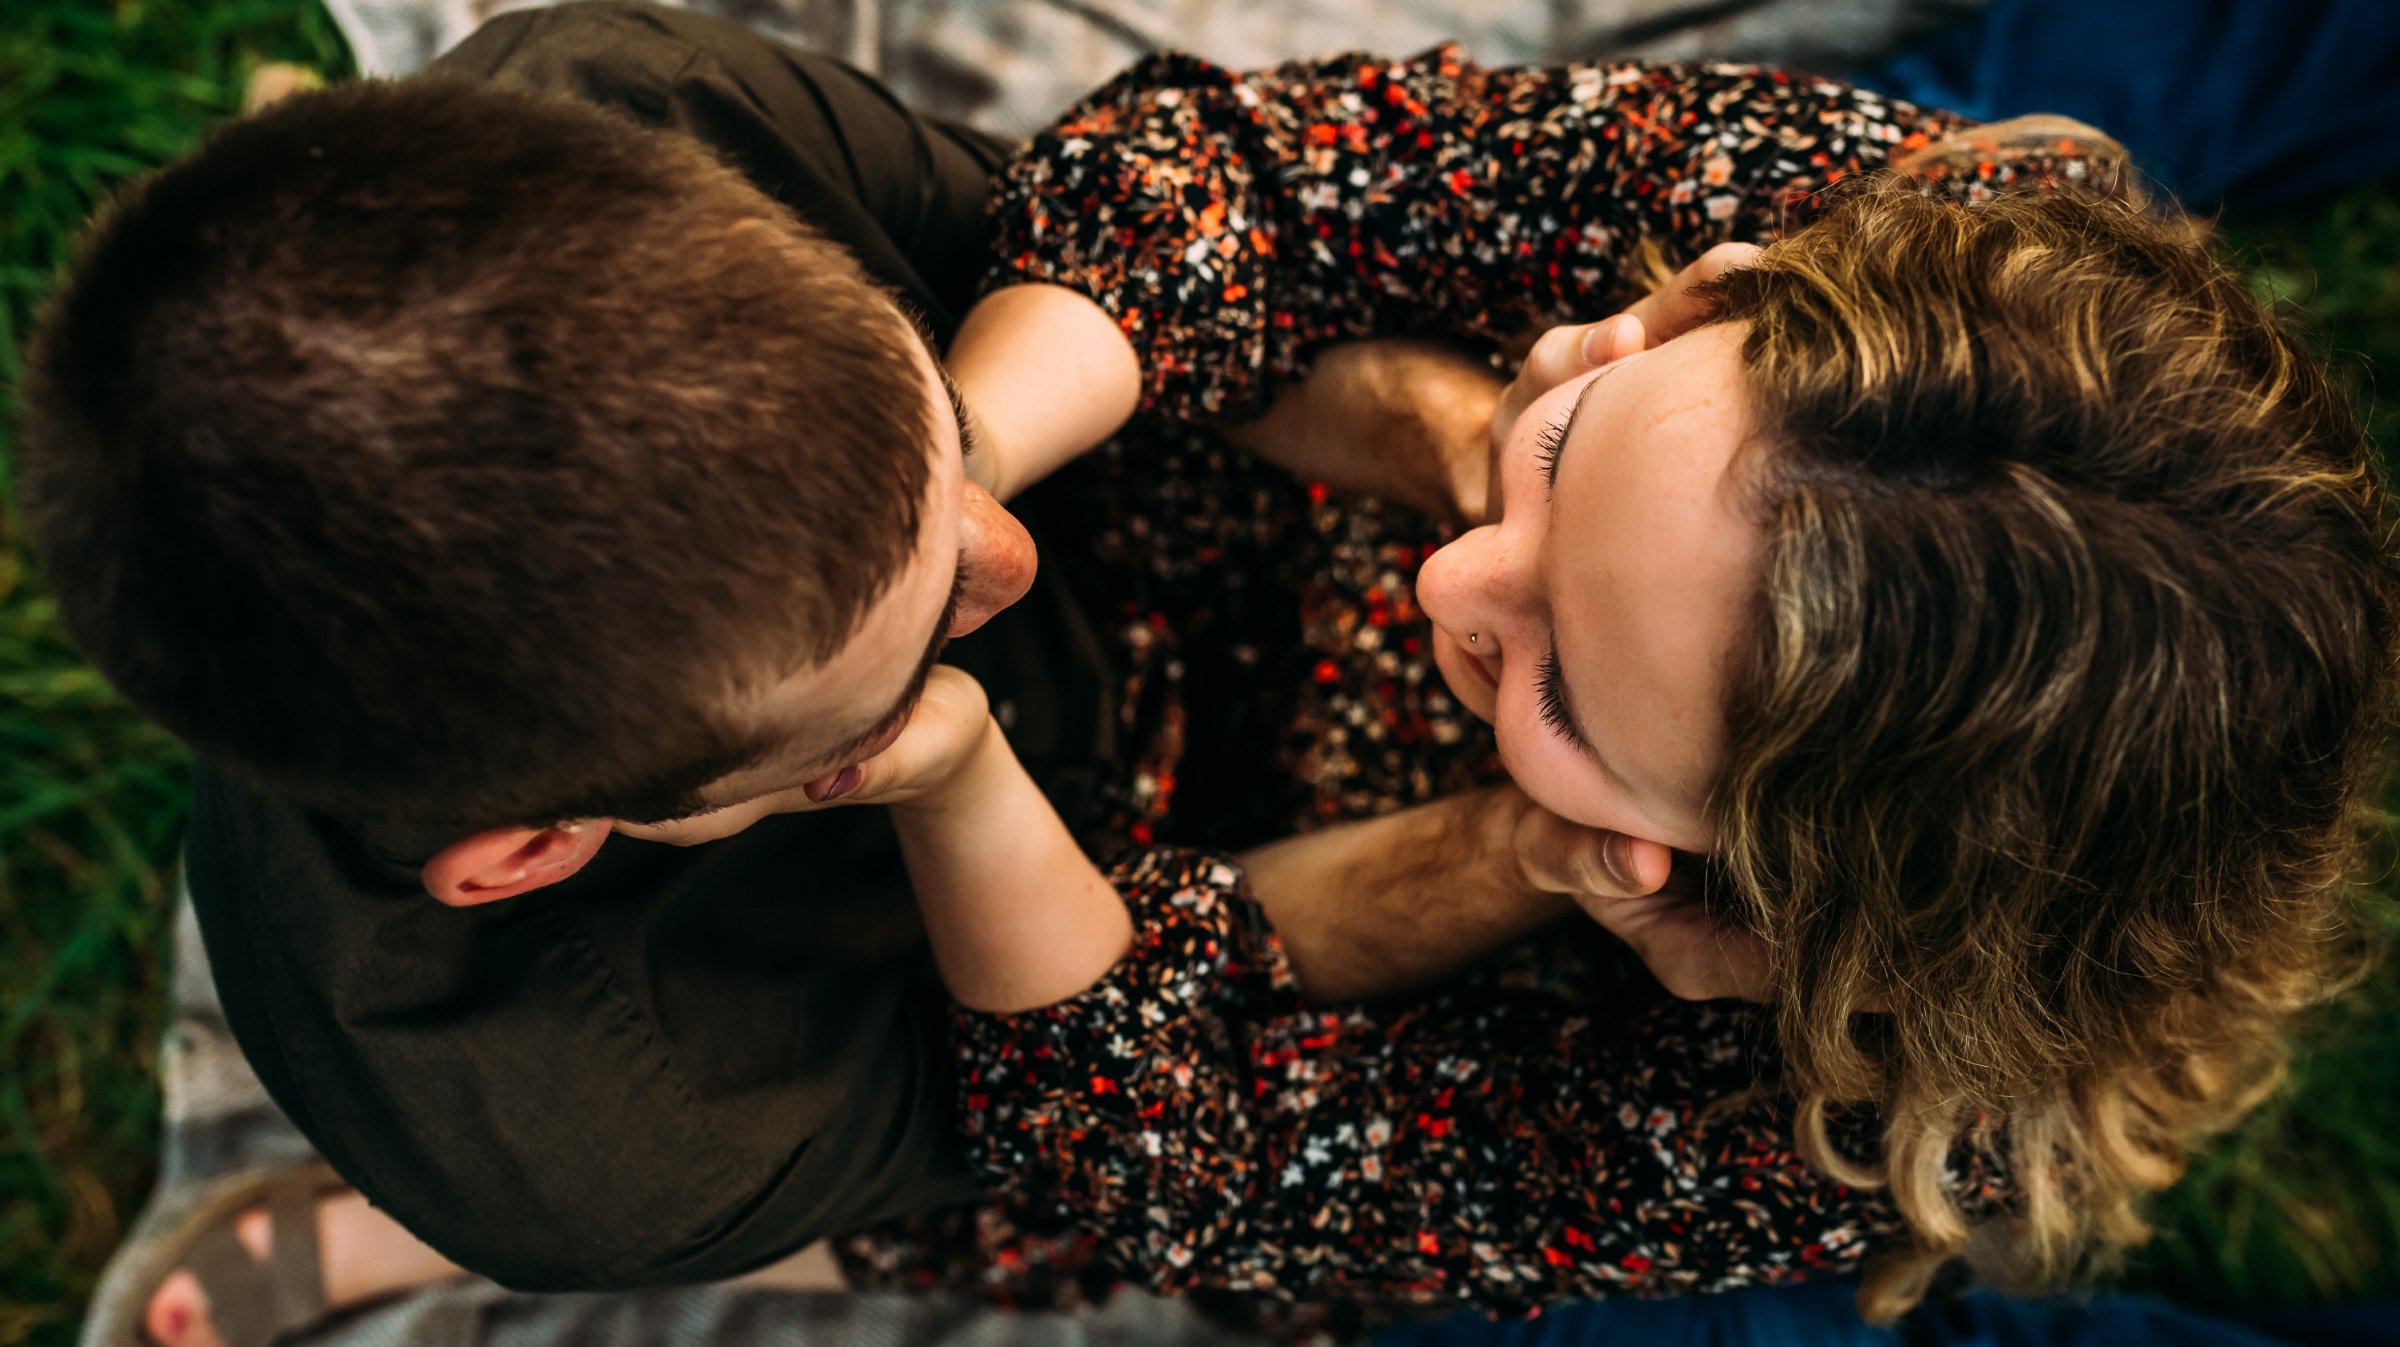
841,48,2076,1327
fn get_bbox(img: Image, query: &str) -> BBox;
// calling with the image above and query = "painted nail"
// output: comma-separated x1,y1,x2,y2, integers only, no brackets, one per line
820,765,863,801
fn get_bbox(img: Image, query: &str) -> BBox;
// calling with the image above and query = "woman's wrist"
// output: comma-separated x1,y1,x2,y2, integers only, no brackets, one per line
948,284,1141,501
885,715,1014,816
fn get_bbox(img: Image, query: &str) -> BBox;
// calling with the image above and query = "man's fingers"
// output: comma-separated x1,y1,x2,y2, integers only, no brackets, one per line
1492,313,1646,446
1511,805,1774,1003
1523,314,1640,392
1641,924,1773,1003
1622,242,1761,341
616,670,995,846
1512,808,1671,898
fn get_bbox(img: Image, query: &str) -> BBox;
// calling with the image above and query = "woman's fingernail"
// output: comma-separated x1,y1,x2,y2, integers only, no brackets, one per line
1580,322,1614,365
819,765,863,801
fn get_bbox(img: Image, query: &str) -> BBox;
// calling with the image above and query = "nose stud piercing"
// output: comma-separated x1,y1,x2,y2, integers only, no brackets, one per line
1467,632,1481,646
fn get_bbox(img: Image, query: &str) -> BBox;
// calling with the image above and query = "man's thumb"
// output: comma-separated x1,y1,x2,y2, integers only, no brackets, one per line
1515,810,1671,896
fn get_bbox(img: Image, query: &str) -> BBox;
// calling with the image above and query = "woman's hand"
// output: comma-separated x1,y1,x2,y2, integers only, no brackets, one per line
616,667,999,847
1489,243,1762,451
1512,806,1771,1003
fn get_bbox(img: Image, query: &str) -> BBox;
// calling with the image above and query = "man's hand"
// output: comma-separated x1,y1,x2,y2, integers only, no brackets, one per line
1243,782,1751,1004
1228,242,1762,527
1513,807,1771,1003
616,667,996,847
1489,242,1761,449
1222,339,1505,526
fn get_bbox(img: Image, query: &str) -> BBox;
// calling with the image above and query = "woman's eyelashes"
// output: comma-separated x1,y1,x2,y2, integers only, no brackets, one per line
1533,412,1569,491
1534,643,1578,742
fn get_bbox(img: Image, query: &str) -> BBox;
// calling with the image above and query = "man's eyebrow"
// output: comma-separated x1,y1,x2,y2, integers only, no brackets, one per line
812,567,963,769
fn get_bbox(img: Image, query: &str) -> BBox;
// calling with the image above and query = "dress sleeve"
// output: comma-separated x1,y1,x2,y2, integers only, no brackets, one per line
952,848,1990,1315
983,50,1982,423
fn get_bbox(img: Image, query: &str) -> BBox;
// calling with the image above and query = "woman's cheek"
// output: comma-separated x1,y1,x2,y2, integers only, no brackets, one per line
1490,718,1621,834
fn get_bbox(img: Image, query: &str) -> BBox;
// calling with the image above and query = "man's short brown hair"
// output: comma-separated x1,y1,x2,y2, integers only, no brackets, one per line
20,77,933,826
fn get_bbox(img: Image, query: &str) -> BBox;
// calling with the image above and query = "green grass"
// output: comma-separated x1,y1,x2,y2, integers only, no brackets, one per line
0,6,2398,1345
0,7,350,1345
2124,192,2400,1308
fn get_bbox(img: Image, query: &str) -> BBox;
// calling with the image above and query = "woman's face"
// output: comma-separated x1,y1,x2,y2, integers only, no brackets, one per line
1416,322,1764,854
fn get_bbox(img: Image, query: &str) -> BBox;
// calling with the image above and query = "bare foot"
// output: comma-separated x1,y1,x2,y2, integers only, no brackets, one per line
143,1191,461,1347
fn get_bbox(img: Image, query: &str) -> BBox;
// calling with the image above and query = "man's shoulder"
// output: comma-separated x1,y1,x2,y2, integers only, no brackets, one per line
182,761,967,1285
427,3,720,120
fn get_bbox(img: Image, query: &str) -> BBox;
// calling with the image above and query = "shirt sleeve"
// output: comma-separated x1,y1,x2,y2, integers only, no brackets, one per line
982,50,1976,424
951,848,1997,1315
432,1,1011,339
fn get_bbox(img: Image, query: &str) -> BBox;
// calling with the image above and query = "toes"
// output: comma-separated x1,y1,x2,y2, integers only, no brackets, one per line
143,1268,217,1347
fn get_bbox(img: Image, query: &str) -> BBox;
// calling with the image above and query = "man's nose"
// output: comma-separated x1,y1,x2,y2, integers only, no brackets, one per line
950,482,1037,637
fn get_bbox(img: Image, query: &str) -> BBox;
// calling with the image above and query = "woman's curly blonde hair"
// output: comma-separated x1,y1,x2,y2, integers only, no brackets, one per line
1692,177,2399,1318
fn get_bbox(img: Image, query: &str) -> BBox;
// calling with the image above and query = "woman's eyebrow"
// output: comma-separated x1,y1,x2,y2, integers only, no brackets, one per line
1543,364,1615,488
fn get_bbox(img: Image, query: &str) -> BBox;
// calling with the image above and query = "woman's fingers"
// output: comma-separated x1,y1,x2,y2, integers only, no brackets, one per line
615,669,995,846
824,666,993,805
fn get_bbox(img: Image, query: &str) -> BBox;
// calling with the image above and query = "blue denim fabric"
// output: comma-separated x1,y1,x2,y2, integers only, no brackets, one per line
1853,0,2400,210
1376,1277,2400,1347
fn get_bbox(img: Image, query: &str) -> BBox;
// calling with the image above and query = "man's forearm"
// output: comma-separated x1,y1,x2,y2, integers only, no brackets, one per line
1239,785,1571,1003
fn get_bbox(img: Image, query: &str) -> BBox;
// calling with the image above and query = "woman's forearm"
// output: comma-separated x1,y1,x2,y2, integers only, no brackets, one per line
891,721,1133,1013
946,283,1140,501
952,853,1904,1312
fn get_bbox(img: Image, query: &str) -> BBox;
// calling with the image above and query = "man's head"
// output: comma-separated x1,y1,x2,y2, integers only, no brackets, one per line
21,77,1032,880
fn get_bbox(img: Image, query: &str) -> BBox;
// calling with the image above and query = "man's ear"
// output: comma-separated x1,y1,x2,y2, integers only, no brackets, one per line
421,822,610,907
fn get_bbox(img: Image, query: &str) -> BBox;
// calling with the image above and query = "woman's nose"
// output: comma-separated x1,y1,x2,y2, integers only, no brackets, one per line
951,481,1038,636
1415,522,1529,646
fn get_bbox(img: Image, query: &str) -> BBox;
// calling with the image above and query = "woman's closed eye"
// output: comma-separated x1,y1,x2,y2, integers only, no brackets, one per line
1535,643,1580,744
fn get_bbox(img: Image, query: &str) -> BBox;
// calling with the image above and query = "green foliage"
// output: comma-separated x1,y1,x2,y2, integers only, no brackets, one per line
2121,193,2400,1307
2231,184,2400,452
0,5,349,1344
0,3,2396,1342
2127,895,2400,1306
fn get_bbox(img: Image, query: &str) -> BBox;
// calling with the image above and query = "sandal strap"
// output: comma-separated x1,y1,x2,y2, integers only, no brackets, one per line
262,1179,325,1333
170,1176,327,1347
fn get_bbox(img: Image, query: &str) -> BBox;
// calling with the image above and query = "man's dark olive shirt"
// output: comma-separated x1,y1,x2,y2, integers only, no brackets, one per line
185,3,1115,1290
